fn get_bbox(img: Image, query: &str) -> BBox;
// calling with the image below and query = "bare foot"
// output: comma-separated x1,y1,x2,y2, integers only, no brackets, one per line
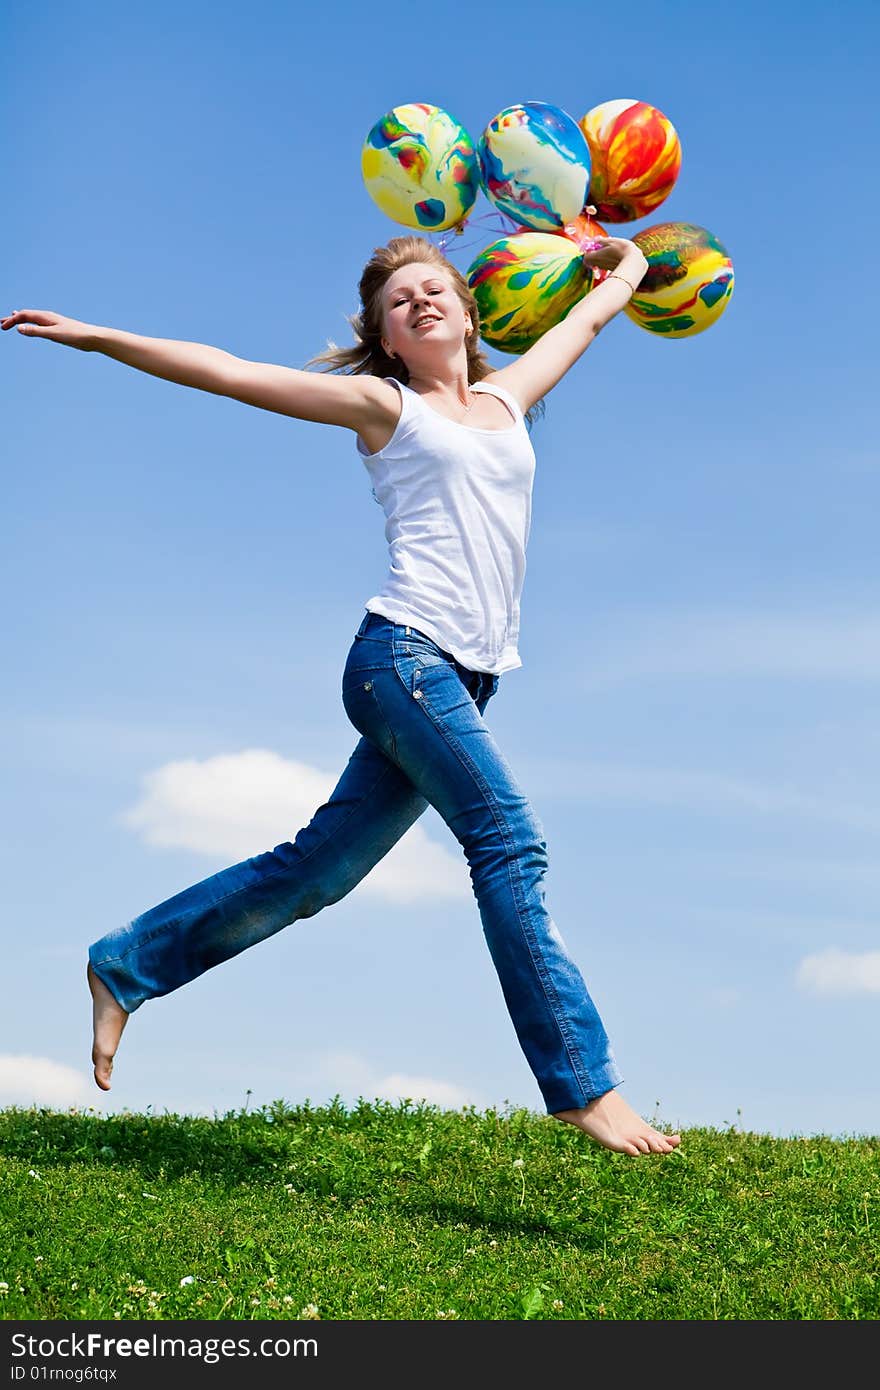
87,961,129,1091
554,1089,682,1156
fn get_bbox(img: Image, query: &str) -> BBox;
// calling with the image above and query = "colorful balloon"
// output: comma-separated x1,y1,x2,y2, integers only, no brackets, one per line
561,209,609,250
579,99,682,223
624,222,734,337
361,103,480,232
477,101,591,232
561,209,611,282
466,231,593,354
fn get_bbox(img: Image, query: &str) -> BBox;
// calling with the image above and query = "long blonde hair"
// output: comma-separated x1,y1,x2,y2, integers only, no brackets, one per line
305,235,545,430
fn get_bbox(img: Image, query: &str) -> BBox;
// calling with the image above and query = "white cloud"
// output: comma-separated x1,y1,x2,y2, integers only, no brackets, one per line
579,609,880,688
372,1073,479,1109
0,1055,91,1108
311,1050,483,1111
796,949,880,996
119,748,469,903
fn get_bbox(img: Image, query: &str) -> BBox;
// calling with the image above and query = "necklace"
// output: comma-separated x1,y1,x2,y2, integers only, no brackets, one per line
414,383,477,420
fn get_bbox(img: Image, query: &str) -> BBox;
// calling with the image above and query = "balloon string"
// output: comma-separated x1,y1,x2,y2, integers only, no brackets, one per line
434,204,610,259
433,208,525,258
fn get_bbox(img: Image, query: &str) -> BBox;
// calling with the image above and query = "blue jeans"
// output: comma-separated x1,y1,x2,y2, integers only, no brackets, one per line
89,611,622,1113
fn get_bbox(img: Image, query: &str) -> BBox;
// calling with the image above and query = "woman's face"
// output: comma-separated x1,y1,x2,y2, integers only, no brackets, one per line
380,261,473,366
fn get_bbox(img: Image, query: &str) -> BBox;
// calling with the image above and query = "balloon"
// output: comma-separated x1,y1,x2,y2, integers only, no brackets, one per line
477,101,591,232
624,222,734,337
560,209,611,282
466,230,593,354
561,209,609,252
361,103,480,232
579,99,682,223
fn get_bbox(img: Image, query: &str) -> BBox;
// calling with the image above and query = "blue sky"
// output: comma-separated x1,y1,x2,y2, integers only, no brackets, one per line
3,0,879,1140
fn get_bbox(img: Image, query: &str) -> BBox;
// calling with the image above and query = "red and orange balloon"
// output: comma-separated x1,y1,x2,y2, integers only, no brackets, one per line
578,99,682,223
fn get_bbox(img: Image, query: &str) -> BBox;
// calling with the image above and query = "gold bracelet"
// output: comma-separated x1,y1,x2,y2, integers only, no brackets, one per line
604,272,637,295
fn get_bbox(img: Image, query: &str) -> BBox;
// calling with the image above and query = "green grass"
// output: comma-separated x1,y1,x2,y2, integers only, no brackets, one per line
1,1099,878,1320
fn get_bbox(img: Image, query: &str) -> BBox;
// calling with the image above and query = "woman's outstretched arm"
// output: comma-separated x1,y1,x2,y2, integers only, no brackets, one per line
0,309,389,433
485,237,649,414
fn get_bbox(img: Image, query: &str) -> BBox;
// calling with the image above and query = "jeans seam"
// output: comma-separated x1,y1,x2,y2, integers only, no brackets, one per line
93,757,406,967
367,682,399,763
400,662,594,1102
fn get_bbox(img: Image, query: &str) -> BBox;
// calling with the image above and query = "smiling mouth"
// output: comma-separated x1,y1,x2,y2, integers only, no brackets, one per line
414,317,441,328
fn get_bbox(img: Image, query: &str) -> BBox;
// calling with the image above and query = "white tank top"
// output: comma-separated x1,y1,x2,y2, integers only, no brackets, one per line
356,377,537,675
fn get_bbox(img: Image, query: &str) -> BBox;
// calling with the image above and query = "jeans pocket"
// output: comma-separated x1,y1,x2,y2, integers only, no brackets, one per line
341,671,398,760
342,625,395,690
396,649,475,721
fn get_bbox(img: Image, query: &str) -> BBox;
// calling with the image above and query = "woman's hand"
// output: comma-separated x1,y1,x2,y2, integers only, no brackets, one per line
1,309,99,350
579,236,648,281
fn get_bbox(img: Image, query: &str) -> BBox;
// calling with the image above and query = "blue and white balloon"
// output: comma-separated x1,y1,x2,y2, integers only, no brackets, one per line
477,101,592,231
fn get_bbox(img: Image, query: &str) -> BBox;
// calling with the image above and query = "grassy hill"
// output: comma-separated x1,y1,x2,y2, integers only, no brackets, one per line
1,1099,877,1320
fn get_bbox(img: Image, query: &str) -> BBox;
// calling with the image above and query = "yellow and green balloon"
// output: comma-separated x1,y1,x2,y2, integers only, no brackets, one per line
624,222,734,338
466,231,593,354
361,103,480,232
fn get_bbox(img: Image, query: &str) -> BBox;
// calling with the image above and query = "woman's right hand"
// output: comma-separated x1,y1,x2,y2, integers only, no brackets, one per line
1,309,98,351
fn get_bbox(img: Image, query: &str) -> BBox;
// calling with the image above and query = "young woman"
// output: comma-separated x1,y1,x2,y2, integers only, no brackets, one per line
2,232,681,1156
